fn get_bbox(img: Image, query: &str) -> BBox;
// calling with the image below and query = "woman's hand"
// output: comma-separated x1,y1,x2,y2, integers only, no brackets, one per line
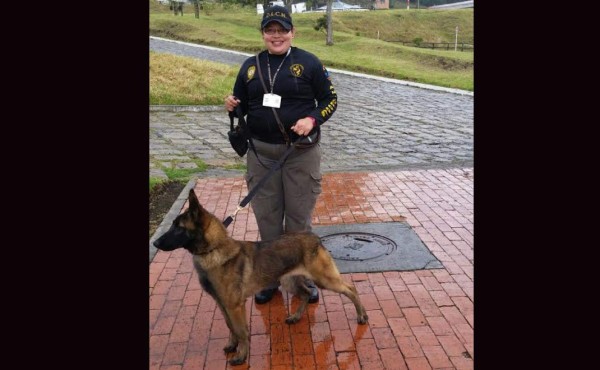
291,117,316,136
224,95,240,112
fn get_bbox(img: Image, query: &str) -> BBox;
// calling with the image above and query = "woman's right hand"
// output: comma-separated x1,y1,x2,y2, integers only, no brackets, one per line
224,95,240,112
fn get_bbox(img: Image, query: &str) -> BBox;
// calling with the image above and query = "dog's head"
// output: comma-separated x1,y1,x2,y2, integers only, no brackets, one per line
153,189,211,254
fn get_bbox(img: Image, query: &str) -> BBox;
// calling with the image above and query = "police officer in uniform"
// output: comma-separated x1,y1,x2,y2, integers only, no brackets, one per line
224,5,338,304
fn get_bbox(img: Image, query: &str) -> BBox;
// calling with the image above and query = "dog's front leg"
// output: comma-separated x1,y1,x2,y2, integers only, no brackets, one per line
225,305,250,365
215,301,239,353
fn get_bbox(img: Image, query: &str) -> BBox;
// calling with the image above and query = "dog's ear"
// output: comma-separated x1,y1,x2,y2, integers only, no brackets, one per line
187,189,203,218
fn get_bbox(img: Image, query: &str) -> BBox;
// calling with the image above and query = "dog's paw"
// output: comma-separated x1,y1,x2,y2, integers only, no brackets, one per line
228,356,246,366
357,314,369,324
223,344,238,353
285,315,301,324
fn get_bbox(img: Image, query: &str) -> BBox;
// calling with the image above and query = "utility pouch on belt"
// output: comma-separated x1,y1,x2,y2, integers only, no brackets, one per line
228,105,249,157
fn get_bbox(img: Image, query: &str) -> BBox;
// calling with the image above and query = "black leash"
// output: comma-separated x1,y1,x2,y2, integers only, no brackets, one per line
222,133,316,228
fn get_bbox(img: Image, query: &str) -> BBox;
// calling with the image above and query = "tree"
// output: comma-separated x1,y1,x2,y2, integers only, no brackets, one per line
170,1,183,16
326,0,333,45
193,0,200,18
312,1,333,46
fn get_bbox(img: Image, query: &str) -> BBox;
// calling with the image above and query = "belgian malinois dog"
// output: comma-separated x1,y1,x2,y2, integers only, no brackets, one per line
153,189,368,365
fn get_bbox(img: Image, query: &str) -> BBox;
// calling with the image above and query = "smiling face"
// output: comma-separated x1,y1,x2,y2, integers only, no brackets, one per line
262,21,295,55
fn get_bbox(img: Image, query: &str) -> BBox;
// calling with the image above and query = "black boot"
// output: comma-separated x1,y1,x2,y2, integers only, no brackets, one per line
305,279,319,303
254,287,278,304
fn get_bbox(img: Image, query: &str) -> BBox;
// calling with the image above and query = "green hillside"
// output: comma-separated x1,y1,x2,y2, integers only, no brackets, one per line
149,1,473,91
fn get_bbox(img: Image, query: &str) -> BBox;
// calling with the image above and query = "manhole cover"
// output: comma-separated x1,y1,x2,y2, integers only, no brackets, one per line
313,222,443,273
321,232,397,261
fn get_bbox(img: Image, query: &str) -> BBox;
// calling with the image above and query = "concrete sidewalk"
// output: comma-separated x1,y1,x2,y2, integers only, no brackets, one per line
149,168,473,370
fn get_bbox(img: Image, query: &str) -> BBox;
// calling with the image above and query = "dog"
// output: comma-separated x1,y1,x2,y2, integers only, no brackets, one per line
153,189,368,365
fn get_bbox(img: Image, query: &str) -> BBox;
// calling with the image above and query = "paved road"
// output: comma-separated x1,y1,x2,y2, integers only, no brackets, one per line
149,37,473,177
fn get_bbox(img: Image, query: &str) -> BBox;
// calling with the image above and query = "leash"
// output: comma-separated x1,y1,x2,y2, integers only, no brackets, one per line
222,133,316,228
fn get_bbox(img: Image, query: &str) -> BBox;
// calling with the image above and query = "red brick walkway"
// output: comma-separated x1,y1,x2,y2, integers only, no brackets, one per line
150,168,473,370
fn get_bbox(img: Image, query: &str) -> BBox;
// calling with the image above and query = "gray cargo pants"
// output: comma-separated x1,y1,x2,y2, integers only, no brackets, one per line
245,139,322,243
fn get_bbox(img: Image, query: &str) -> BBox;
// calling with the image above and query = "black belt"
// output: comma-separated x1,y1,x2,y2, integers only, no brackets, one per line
250,135,287,145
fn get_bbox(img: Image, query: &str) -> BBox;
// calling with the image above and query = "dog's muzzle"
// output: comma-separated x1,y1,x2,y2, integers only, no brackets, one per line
153,225,192,251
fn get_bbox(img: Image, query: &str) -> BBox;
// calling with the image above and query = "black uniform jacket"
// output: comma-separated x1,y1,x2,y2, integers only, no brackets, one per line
232,47,337,144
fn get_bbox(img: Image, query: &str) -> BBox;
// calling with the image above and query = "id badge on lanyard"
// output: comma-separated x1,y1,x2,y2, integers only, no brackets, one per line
263,48,290,109
263,93,281,108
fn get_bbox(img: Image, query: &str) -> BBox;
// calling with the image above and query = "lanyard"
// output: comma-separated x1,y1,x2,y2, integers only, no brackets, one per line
266,47,291,93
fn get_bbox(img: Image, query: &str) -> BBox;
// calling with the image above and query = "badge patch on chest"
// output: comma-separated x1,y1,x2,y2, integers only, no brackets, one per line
247,65,256,81
290,64,304,77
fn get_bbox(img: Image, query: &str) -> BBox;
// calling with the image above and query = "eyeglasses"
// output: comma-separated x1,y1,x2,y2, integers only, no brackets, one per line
263,28,291,35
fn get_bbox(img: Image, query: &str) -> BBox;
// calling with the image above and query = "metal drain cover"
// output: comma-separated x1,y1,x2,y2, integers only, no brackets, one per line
321,233,397,261
314,222,443,273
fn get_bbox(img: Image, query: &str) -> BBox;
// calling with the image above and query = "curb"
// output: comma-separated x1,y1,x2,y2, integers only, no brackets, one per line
149,177,197,263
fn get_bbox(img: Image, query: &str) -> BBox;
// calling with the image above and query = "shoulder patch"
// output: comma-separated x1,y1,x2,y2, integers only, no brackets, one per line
247,65,256,81
290,64,304,78
323,65,331,80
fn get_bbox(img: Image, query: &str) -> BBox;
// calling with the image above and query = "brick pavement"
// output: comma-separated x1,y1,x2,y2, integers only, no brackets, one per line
149,168,473,369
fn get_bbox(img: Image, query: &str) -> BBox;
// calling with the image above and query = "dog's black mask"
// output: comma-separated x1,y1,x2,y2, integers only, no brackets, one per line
153,217,194,251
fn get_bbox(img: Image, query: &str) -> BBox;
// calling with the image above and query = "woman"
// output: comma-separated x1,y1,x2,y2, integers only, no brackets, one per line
224,5,338,304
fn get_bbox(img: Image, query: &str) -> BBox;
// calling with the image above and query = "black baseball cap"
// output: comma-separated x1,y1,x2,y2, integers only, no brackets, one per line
261,5,293,30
